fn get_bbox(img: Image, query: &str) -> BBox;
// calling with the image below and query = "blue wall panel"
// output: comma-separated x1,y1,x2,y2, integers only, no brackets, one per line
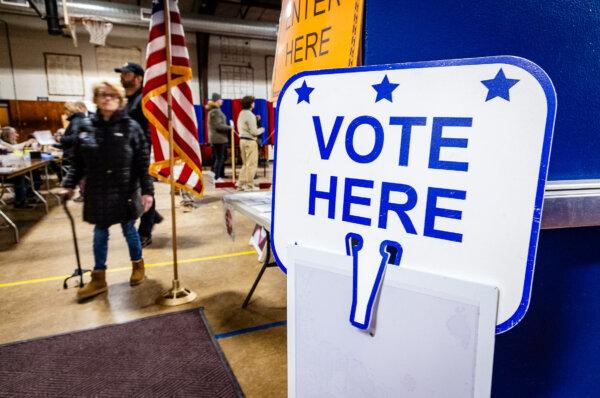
364,0,600,180
493,227,600,396
364,1,600,394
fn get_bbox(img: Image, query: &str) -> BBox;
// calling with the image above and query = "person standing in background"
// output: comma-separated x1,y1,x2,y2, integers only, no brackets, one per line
59,101,93,197
115,62,163,248
236,96,264,191
207,93,231,183
60,101,92,161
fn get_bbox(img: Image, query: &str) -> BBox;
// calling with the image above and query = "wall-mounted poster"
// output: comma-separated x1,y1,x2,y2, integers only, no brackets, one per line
44,53,84,96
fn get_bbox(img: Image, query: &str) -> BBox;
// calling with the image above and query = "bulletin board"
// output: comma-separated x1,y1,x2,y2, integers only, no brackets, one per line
44,53,84,96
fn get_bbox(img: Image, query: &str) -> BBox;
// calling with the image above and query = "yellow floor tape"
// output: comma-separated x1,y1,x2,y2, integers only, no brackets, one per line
0,250,256,288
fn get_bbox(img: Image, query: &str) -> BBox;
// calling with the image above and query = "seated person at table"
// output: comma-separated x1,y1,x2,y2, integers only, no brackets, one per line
0,126,36,209
0,126,35,152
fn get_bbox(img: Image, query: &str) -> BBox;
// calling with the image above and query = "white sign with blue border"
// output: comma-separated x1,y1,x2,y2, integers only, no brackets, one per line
272,56,556,333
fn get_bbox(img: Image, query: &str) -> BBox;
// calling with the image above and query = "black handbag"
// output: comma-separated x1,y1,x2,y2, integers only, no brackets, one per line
127,188,144,219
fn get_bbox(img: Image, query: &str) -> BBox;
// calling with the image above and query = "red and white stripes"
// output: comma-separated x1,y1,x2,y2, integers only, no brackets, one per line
142,0,203,196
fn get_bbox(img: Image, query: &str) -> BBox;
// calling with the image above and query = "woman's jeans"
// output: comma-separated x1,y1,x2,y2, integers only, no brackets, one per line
93,221,142,270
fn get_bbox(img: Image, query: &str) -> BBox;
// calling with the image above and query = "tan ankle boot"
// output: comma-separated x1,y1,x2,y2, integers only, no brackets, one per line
130,259,146,286
77,270,107,301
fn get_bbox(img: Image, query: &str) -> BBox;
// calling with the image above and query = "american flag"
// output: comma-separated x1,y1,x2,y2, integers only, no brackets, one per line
142,0,203,196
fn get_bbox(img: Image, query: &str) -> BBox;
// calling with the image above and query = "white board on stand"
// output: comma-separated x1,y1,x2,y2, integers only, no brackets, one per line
272,56,556,333
288,245,498,398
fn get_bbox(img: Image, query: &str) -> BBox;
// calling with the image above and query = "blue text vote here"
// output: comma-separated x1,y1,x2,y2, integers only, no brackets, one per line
307,115,473,244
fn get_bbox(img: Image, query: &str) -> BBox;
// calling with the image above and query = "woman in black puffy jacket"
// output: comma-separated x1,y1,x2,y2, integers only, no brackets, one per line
62,81,154,301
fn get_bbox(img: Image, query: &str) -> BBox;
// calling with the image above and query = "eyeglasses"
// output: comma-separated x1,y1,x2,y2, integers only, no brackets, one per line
97,92,119,99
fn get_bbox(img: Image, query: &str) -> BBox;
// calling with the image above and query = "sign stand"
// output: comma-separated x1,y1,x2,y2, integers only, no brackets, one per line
287,246,498,397
271,56,556,396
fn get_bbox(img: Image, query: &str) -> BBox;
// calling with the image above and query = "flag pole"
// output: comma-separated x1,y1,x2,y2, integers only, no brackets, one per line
231,124,236,184
157,0,196,306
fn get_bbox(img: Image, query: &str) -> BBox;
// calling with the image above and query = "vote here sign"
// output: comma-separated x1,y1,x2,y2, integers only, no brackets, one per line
271,56,556,333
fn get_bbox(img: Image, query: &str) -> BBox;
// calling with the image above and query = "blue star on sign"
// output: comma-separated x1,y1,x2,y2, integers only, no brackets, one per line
295,80,314,104
372,75,399,103
481,68,520,102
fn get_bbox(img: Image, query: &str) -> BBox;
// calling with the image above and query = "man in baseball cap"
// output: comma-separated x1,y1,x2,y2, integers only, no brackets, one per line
115,61,163,247
115,62,146,132
114,62,145,77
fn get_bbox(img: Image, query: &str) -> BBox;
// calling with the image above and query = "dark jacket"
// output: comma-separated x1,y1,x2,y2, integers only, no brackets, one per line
63,111,154,227
60,112,93,159
124,88,150,142
207,102,231,145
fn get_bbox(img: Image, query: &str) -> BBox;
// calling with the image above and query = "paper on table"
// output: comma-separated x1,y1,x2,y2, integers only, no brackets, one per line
33,130,57,145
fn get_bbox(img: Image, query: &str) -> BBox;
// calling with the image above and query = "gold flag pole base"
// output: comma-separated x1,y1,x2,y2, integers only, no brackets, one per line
156,279,197,306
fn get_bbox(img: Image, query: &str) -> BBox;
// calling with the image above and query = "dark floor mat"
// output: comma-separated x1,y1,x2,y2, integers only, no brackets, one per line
0,309,243,397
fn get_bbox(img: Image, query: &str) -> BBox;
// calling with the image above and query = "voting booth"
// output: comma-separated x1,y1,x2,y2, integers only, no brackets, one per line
272,57,556,396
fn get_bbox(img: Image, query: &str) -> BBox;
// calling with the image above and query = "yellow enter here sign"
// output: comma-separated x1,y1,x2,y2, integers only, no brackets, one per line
271,0,365,101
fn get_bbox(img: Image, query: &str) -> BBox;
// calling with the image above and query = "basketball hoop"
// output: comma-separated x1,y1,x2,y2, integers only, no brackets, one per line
82,18,113,46
68,24,78,47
